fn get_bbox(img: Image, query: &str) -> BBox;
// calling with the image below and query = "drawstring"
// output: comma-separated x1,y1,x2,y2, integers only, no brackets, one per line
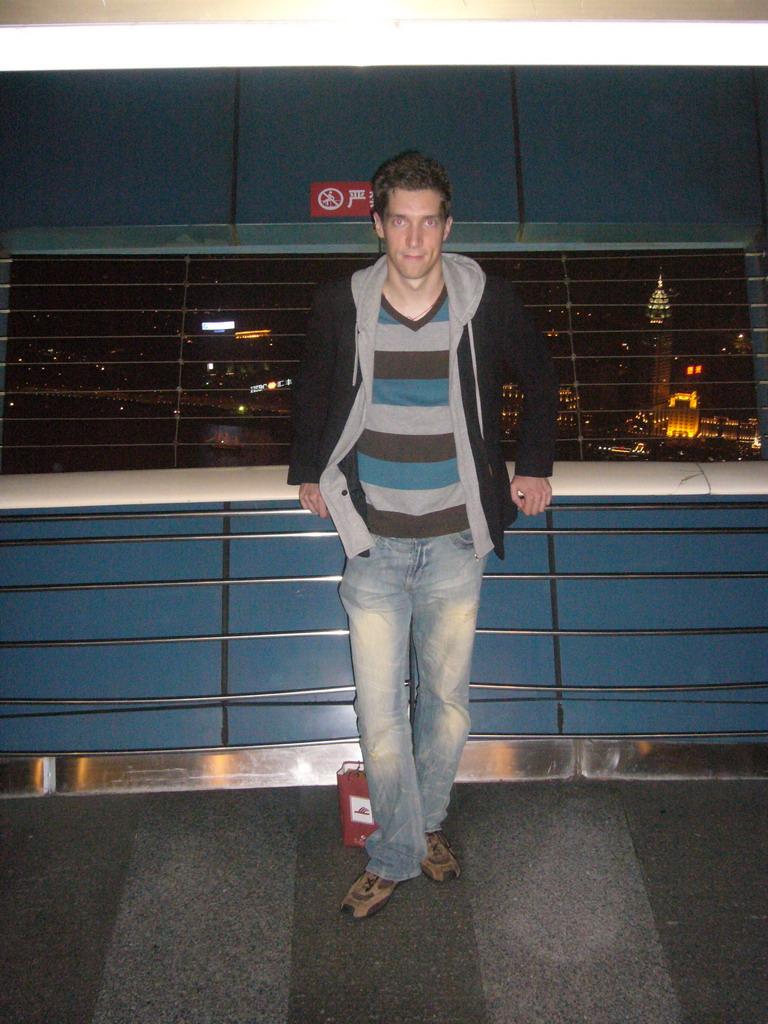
468,319,484,439
352,326,360,386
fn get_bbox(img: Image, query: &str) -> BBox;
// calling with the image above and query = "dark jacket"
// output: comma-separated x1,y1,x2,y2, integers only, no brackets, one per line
288,253,558,559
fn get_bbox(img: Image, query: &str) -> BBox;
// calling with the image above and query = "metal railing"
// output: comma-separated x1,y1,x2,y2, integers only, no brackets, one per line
1,494,766,757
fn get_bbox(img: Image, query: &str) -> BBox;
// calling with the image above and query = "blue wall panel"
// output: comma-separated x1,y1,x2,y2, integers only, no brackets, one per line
1,67,767,244
470,685,560,736
557,577,766,631
227,701,358,747
485,527,551,573
474,520,559,734
227,635,353,694
0,642,220,700
236,67,518,224
554,529,768,575
478,577,552,629
0,70,236,230
229,532,344,579
0,506,225,541
561,688,767,736
1,495,766,752
472,634,556,687
552,497,768,735
0,705,223,753
557,633,768,690
0,587,221,642
516,67,762,226
1,538,224,586
228,580,347,633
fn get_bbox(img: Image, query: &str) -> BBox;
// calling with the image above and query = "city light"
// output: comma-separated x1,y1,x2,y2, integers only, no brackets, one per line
3,250,761,474
250,379,292,395
202,321,235,333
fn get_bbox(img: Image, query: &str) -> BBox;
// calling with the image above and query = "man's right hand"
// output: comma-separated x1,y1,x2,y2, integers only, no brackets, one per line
298,482,329,518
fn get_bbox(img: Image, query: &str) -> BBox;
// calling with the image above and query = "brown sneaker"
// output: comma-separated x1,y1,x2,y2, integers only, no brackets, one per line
421,830,461,881
341,872,398,919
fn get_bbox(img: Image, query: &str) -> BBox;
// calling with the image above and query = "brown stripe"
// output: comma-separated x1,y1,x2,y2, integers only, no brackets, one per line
366,504,470,539
373,349,449,380
357,430,456,463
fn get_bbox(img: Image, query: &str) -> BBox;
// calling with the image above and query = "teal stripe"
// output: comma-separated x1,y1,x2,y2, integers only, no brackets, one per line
358,453,459,490
372,378,449,407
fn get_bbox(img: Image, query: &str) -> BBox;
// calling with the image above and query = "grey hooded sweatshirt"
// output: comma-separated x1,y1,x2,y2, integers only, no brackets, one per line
317,252,492,559
287,252,558,561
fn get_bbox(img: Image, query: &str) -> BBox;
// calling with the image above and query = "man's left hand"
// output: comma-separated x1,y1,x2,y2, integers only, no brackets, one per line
510,475,552,517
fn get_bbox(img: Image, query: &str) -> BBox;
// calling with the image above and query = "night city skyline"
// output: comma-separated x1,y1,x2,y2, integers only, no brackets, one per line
3,250,762,474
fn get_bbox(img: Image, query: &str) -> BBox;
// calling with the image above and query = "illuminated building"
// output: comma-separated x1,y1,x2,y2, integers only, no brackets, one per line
557,385,579,433
647,274,672,325
697,414,752,444
733,332,752,356
502,383,578,435
647,272,673,435
667,391,700,438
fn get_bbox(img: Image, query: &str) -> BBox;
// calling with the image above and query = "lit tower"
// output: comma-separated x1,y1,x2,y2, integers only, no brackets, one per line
647,272,673,435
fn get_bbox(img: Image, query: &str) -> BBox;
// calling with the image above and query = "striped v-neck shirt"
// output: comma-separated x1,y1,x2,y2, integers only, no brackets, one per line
356,288,469,538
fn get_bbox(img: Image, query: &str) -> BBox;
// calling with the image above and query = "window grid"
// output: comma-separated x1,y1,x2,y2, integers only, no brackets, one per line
2,250,763,474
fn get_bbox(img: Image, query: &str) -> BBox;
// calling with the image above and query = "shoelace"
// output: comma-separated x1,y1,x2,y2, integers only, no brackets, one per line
427,831,450,856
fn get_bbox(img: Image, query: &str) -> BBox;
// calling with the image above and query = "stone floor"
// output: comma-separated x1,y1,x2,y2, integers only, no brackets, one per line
2,778,767,1024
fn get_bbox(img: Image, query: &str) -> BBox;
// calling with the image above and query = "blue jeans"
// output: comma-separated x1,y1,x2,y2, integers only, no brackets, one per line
339,531,487,882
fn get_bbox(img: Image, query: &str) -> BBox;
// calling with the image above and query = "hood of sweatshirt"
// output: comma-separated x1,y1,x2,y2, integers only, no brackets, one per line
350,251,486,327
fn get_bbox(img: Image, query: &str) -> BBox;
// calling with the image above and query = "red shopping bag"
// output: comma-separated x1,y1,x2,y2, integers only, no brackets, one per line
336,761,377,847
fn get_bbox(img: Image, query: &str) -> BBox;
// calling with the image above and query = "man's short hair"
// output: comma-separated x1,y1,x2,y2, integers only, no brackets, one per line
371,150,452,221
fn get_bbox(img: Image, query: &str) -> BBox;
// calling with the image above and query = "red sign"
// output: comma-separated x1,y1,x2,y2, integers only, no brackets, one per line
311,182,373,218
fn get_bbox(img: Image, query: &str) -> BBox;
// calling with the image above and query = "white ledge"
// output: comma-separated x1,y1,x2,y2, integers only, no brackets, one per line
0,462,767,511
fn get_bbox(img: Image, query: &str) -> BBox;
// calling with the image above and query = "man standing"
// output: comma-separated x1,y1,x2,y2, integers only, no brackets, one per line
288,150,558,919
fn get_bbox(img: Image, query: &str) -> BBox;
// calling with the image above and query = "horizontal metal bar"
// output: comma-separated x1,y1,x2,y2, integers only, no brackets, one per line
486,570,768,581
470,730,768,740
3,569,767,595
472,695,768,706
0,530,339,547
3,524,768,548
547,500,768,512
1,499,766,529
0,507,306,524
2,679,764,709
523,527,768,535
0,574,344,594
471,679,768,693
0,700,353,723
0,627,350,648
4,695,768,727
476,626,768,636
0,685,355,706
2,624,766,651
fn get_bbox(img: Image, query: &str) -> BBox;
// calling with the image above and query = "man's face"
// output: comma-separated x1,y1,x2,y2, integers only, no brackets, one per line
373,188,453,286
